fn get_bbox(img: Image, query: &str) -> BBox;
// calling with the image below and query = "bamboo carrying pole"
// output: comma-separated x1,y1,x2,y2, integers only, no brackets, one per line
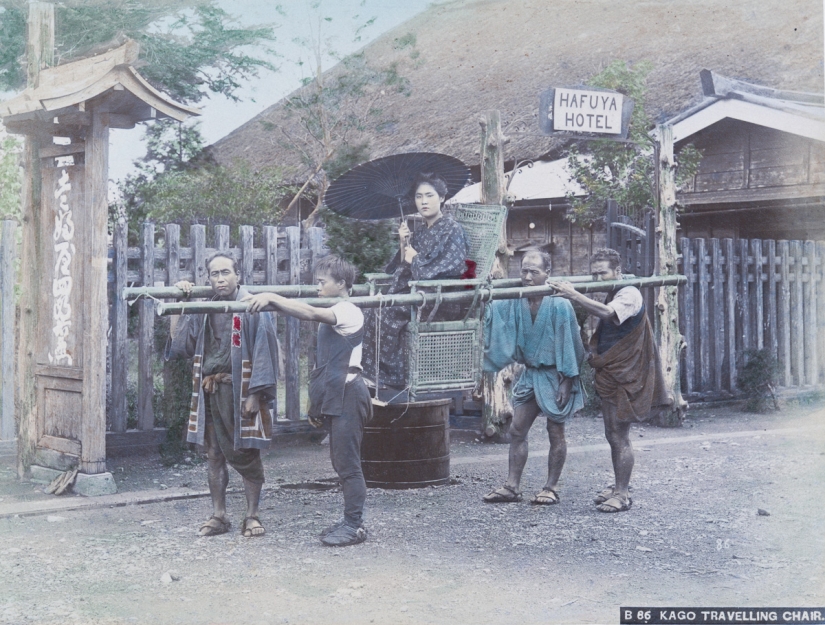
153,276,686,316
122,274,612,302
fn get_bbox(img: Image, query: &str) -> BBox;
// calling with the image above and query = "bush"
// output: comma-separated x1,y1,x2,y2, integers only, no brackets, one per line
737,348,780,412
318,205,396,280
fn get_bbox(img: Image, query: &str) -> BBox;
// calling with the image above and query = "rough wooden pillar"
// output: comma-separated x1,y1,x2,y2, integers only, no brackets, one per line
79,108,110,474
26,2,54,88
655,125,687,425
479,110,512,439
16,2,53,476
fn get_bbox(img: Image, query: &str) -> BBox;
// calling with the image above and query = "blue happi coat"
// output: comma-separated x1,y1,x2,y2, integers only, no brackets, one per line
484,297,585,419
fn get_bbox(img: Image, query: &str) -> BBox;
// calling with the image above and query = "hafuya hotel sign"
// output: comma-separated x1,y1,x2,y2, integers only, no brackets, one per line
539,87,634,138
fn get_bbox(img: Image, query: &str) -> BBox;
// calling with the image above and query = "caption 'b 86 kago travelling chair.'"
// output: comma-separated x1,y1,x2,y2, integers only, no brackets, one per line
365,203,508,403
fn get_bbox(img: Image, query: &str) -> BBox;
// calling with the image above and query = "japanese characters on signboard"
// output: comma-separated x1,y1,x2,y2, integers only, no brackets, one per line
539,87,634,139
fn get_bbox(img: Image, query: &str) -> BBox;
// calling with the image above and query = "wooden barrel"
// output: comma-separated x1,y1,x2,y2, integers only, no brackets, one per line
361,398,451,489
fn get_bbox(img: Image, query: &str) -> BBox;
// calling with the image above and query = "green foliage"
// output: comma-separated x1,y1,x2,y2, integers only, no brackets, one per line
0,4,26,91
270,10,418,215
566,60,702,226
737,348,780,412
319,206,395,279
116,118,293,241
140,162,292,235
159,355,193,465
0,135,22,221
0,0,276,104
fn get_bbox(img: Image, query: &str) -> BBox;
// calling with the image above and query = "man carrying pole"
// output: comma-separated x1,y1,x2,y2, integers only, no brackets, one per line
167,252,279,537
482,251,585,505
245,255,372,547
548,248,670,513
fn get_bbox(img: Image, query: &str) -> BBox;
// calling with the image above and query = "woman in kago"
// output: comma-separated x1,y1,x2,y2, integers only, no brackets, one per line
361,172,469,402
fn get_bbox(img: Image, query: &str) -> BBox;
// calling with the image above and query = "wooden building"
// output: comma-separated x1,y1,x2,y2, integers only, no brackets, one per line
672,73,825,240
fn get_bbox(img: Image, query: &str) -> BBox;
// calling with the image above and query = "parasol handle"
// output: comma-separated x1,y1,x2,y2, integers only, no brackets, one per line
398,196,411,246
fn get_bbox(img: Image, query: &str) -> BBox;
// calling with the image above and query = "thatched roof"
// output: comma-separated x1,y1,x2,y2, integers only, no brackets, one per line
210,0,823,178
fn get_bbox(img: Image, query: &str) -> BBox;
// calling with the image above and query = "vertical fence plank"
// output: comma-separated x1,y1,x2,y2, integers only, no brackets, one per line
725,238,737,392
710,238,724,392
306,227,327,373
696,238,710,391
681,238,694,394
307,227,327,270
0,221,17,440
778,240,792,386
752,239,764,350
738,238,750,358
165,224,180,286
817,242,825,387
790,240,804,386
766,240,778,362
606,200,618,250
240,225,254,286
285,226,301,421
190,225,206,286
138,222,155,431
216,225,230,251
804,241,817,385
110,217,128,433
264,226,278,286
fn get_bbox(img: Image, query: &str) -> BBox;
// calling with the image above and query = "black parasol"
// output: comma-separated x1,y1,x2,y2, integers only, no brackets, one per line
323,152,471,220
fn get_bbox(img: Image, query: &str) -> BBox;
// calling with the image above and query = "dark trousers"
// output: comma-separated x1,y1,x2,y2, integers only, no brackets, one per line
325,377,372,528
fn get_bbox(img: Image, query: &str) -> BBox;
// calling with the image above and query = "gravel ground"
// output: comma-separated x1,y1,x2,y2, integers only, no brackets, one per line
0,402,823,625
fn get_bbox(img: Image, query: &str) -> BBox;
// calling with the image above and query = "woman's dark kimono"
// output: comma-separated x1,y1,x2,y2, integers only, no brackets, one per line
362,215,468,391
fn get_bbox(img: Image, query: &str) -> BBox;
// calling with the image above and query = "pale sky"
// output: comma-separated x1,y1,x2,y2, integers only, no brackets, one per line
107,0,437,183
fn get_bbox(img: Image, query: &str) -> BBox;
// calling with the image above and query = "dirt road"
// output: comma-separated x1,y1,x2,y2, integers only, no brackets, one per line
1,402,823,625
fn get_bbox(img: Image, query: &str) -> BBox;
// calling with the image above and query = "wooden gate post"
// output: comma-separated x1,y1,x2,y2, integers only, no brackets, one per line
15,1,53,477
655,124,688,425
479,110,514,439
3,11,199,487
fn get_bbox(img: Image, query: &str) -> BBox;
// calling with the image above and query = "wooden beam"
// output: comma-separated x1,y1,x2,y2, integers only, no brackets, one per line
79,108,110,475
17,1,53,475
656,124,688,425
38,143,86,159
26,2,54,88
700,69,824,105
678,183,825,207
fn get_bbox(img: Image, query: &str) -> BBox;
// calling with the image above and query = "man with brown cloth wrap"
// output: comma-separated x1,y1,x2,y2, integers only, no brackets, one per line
167,252,279,537
549,248,670,513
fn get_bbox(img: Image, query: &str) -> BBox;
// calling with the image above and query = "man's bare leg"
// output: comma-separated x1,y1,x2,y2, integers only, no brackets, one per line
241,477,265,537
504,399,542,491
543,419,567,493
599,401,633,510
200,422,230,536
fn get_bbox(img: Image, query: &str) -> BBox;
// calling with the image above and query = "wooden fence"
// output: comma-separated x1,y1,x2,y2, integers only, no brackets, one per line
0,220,16,445
107,221,328,433
679,237,825,398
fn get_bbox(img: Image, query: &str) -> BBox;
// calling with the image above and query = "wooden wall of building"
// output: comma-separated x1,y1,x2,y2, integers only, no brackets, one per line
505,204,606,278
677,118,825,240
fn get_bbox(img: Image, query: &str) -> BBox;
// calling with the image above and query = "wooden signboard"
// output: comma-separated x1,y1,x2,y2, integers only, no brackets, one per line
539,87,634,139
